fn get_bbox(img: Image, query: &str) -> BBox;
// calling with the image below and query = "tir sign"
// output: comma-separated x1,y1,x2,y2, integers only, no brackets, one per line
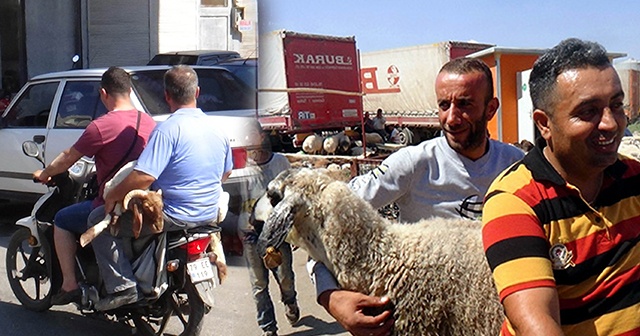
361,66,401,94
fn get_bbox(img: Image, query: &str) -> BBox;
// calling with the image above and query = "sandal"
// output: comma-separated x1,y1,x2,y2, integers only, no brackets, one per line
51,288,81,305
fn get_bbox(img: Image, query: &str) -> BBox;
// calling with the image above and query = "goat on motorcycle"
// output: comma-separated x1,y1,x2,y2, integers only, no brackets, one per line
94,64,233,311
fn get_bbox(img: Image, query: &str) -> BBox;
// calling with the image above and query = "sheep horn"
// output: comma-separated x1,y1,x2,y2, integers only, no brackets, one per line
123,189,148,210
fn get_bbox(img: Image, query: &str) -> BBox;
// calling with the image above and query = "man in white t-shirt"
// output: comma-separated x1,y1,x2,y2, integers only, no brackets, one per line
312,57,525,336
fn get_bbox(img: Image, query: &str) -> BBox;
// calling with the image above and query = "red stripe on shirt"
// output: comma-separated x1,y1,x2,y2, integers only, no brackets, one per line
483,214,546,248
564,216,640,264
559,264,640,309
499,279,556,302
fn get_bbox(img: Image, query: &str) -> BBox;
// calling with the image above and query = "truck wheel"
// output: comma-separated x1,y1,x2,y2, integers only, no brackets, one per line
397,128,414,146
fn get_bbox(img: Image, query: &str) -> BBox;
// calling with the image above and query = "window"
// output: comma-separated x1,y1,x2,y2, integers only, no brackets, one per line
55,81,107,128
131,68,255,115
201,0,227,7
2,82,58,128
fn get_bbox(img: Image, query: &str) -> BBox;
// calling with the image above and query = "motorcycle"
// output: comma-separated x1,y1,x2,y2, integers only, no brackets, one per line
5,140,224,336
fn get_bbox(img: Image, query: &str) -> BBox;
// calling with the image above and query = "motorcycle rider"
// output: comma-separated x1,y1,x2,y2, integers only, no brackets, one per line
91,65,233,311
33,66,156,305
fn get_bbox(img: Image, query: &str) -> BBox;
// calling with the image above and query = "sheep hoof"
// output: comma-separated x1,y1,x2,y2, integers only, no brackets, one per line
263,246,283,269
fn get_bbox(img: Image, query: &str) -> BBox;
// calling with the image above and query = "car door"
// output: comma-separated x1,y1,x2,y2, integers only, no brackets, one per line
44,79,107,170
0,80,61,200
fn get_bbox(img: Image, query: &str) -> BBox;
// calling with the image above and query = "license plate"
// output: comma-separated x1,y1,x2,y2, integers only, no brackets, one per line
186,258,215,283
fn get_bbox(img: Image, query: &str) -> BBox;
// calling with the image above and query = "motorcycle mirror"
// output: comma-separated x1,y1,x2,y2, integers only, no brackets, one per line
71,54,80,63
22,141,45,167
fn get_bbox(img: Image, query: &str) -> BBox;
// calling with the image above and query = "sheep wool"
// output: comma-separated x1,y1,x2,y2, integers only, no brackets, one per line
259,168,504,336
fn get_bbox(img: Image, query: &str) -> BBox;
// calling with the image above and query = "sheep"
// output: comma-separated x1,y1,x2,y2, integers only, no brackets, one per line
302,134,323,155
337,133,352,155
257,168,503,336
80,160,164,247
323,133,340,155
365,132,384,144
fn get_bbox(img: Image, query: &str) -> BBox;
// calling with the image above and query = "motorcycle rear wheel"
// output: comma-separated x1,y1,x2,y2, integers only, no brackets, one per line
133,279,206,336
6,227,60,312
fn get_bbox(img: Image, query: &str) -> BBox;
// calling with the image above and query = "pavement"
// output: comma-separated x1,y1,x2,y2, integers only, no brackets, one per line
0,200,350,336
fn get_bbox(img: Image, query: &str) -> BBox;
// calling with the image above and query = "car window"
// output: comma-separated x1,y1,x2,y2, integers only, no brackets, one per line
198,70,256,111
131,68,255,115
148,55,199,65
220,64,256,88
130,70,170,115
55,81,107,128
1,82,58,128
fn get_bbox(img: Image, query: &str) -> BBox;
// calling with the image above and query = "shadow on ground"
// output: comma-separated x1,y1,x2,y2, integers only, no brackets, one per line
0,300,131,335
281,315,346,336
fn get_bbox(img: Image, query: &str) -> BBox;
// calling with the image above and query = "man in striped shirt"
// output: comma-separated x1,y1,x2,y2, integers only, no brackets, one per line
483,38,640,335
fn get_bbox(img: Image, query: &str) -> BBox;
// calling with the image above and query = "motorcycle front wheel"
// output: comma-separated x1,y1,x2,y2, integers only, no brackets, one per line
133,279,206,336
6,227,60,312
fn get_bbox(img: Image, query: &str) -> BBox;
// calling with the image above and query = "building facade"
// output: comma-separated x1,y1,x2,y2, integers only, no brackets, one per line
0,0,257,96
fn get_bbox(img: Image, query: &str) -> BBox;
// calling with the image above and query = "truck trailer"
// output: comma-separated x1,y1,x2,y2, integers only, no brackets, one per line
258,30,363,150
359,41,493,144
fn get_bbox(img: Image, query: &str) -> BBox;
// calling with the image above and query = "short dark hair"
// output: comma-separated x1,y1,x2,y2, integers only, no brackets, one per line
164,65,198,105
101,66,131,96
529,38,611,115
439,58,494,104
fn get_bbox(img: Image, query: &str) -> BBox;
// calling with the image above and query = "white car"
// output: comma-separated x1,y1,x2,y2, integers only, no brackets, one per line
0,66,257,213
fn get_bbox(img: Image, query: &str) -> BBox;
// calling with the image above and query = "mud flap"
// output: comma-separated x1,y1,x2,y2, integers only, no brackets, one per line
193,276,216,308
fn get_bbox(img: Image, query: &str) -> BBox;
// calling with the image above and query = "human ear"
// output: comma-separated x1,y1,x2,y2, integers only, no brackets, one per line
533,109,551,141
485,97,499,121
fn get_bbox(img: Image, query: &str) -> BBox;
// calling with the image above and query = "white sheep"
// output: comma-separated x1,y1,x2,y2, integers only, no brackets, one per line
80,160,163,247
302,134,324,155
257,168,503,336
323,133,341,155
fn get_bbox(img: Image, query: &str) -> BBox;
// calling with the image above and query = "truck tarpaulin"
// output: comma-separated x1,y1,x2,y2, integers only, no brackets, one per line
258,30,362,133
359,41,492,127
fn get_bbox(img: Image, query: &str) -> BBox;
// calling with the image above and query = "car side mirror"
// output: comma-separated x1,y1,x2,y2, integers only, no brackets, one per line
22,140,45,167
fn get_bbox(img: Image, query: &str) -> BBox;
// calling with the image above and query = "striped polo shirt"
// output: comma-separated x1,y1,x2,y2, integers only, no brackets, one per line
482,140,640,336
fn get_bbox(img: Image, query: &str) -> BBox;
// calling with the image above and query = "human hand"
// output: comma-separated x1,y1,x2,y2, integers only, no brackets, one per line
104,198,116,214
319,289,394,336
33,169,49,184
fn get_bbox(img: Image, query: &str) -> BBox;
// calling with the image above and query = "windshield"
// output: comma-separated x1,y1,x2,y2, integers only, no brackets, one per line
130,68,256,115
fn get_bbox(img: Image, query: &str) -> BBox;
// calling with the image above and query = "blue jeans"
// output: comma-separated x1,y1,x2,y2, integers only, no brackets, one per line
88,205,137,294
55,200,93,234
243,239,297,332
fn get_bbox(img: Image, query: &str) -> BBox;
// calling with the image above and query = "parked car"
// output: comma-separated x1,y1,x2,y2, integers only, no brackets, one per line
216,58,257,88
0,66,256,214
147,50,241,66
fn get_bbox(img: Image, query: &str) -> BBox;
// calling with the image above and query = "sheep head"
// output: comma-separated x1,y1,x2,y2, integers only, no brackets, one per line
121,189,164,238
257,168,336,269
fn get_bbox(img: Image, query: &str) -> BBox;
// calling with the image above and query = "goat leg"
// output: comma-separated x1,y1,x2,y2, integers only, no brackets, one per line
80,213,111,247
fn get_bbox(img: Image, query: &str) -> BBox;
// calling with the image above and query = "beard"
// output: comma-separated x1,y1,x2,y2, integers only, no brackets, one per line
443,112,489,153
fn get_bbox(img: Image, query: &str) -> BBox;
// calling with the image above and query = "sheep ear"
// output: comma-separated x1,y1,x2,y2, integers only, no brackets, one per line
257,192,301,257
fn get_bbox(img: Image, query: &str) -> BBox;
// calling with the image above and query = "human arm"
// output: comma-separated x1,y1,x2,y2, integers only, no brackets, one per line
482,177,561,335
33,146,84,183
348,147,416,209
103,169,155,213
503,287,563,336
222,170,232,183
309,259,394,336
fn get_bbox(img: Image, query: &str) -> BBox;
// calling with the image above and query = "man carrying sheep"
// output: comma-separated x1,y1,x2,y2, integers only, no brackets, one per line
483,38,640,335
313,57,525,335
91,65,233,310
